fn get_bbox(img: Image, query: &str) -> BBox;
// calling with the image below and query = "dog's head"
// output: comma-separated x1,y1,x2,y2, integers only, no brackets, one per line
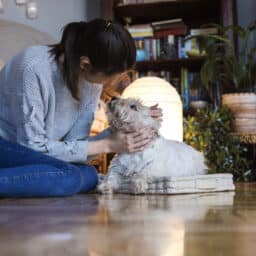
106,97,161,132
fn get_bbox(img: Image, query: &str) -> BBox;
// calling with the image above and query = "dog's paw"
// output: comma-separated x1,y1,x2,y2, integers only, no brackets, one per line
131,179,148,195
97,181,114,194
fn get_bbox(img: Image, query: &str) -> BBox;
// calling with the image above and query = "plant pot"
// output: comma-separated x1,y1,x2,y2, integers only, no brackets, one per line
222,93,256,133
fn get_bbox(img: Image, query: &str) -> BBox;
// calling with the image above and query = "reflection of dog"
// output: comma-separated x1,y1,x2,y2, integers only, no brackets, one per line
98,97,207,194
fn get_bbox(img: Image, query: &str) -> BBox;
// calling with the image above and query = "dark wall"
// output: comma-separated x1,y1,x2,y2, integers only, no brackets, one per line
236,0,256,52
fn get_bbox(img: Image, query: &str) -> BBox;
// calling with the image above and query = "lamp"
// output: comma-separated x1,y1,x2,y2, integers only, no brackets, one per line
122,76,183,141
26,0,38,19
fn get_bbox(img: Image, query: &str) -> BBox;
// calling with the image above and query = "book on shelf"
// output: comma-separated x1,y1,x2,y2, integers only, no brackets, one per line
189,27,218,36
134,35,186,61
154,26,187,38
120,0,136,4
151,18,185,31
152,22,186,31
128,21,187,61
128,23,154,38
184,27,218,57
151,18,182,26
181,67,189,109
127,24,153,33
130,31,154,38
129,22,219,61
142,0,178,3
120,0,178,5
134,34,187,61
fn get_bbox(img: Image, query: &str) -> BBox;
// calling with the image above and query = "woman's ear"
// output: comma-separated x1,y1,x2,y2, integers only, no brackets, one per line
80,56,90,70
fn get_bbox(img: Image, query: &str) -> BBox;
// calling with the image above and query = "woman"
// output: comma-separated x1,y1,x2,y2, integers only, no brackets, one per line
0,19,161,197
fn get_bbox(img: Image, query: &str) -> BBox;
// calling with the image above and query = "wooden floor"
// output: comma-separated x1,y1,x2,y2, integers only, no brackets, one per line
0,183,256,256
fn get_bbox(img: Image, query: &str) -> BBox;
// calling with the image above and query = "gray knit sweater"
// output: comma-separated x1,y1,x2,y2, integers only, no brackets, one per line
0,45,109,163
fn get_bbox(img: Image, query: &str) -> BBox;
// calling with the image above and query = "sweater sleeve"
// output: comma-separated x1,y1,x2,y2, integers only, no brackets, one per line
89,128,112,141
16,67,89,163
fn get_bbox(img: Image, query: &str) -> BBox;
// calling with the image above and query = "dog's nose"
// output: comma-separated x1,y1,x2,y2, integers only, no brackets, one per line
111,96,118,102
108,96,118,110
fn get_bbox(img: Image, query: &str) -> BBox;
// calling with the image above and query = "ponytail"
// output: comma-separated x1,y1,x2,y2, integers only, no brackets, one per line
49,22,87,100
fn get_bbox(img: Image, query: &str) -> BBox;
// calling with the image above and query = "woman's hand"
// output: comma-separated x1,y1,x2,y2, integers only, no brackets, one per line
106,104,162,154
108,126,155,153
88,104,163,156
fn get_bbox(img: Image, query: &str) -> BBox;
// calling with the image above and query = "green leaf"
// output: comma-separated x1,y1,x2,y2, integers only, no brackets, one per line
200,60,214,88
183,107,253,181
224,25,247,38
248,19,256,31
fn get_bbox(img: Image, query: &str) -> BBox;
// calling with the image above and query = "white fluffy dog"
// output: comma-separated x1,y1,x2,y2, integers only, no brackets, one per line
98,97,207,194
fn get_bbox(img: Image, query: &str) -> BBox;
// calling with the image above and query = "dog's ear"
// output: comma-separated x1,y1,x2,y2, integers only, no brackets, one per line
144,105,161,131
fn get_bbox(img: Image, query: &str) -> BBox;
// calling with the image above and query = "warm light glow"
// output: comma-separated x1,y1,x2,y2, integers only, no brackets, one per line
90,101,108,136
160,220,185,256
122,76,183,141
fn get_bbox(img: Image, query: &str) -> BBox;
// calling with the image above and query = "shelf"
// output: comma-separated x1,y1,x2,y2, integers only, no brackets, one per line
115,0,221,26
135,57,205,71
231,133,256,144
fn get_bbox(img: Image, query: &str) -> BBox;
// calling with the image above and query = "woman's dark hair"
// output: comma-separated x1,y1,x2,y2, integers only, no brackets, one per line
49,18,136,100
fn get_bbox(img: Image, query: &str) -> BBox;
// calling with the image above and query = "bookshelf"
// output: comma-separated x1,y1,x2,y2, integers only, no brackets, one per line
101,0,236,63
100,0,237,108
135,56,205,71
114,1,221,27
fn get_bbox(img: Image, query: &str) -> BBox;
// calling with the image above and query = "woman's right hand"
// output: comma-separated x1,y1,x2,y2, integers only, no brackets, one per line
108,126,155,153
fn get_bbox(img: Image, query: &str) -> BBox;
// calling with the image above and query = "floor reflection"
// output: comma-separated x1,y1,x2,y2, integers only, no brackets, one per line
0,184,256,256
86,192,235,256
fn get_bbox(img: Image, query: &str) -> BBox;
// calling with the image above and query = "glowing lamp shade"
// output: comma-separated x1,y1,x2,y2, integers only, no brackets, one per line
122,76,183,141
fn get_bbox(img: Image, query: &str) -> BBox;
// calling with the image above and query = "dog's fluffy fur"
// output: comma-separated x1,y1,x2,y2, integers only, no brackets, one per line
98,97,207,194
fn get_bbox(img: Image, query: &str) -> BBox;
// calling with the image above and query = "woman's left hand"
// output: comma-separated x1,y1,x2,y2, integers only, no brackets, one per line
150,104,163,119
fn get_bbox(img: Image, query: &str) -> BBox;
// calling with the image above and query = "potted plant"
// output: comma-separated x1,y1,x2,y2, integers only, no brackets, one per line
221,21,256,133
183,106,253,181
186,29,233,109
189,20,256,133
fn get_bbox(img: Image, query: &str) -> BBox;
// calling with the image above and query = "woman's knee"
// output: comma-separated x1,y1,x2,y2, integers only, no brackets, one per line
21,164,83,197
76,165,99,193
54,167,83,196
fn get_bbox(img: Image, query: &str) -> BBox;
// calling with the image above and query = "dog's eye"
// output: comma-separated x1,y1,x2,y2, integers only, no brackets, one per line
130,104,138,111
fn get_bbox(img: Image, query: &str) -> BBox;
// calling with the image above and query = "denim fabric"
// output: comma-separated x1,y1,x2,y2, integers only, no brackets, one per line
0,139,98,197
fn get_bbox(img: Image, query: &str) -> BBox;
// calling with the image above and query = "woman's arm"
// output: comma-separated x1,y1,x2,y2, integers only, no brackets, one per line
16,66,90,163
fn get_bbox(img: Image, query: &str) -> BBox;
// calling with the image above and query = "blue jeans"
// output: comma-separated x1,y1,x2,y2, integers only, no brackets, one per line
0,139,98,197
